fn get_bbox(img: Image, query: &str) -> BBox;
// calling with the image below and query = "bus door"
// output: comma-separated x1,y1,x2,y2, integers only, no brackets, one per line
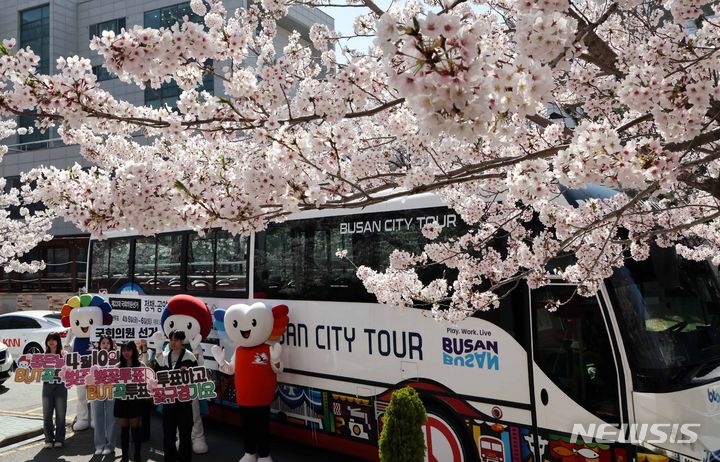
529,284,628,458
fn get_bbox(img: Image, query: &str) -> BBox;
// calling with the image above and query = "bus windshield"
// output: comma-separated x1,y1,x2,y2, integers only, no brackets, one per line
606,245,720,392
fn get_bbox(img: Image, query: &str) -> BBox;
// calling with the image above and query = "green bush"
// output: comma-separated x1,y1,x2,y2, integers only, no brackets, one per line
379,387,427,462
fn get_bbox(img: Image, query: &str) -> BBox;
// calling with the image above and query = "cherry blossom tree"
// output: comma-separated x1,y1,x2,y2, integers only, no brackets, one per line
1,0,720,320
0,117,52,272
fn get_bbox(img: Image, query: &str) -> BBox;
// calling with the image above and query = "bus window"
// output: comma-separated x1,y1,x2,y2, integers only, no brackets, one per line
134,237,157,292
472,282,529,350
254,207,465,302
215,231,248,294
531,286,621,423
156,234,182,292
88,238,130,294
90,240,110,292
187,233,214,292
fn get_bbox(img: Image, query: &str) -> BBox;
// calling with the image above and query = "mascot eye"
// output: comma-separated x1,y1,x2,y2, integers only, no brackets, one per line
187,322,192,330
232,320,238,328
89,319,94,325
75,320,80,326
169,321,174,328
252,319,257,327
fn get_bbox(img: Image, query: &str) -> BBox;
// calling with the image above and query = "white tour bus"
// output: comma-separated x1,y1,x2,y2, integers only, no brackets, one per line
86,186,720,462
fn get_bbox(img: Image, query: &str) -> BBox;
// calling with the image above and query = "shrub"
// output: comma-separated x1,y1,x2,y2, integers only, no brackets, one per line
378,386,427,462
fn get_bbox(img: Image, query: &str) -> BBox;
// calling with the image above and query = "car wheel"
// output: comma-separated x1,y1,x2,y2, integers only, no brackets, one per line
23,342,43,355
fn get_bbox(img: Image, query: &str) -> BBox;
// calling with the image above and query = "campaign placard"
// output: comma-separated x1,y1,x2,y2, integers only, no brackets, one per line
13,353,216,405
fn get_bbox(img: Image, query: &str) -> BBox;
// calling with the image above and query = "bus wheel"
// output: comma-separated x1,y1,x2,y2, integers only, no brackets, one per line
422,403,476,462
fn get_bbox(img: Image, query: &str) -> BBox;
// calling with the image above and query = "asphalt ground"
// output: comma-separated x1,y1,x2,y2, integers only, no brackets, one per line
0,377,365,462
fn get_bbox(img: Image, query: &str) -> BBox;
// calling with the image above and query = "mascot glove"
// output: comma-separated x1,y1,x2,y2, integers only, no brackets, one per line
150,331,165,350
269,343,283,373
210,345,226,365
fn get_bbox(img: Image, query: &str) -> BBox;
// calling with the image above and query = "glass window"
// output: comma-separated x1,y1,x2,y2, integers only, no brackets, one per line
0,317,11,329
532,285,621,423
90,240,110,292
143,3,212,108
92,65,117,82
144,2,203,29
19,6,50,148
76,245,87,285
144,67,213,108
18,114,48,148
16,317,41,329
107,238,131,292
606,245,720,392
89,17,125,40
156,234,182,291
20,5,49,74
215,231,248,293
254,207,464,301
134,237,157,292
187,233,214,291
46,247,71,289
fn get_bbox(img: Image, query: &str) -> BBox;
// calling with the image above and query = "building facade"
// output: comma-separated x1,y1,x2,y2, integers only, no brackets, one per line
0,0,332,312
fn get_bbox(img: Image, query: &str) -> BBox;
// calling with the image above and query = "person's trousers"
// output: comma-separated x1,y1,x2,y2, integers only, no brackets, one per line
42,383,67,443
163,402,193,462
92,399,116,450
239,405,271,458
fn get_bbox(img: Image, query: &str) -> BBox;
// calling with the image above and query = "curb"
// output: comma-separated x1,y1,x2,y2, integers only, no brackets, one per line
0,427,44,449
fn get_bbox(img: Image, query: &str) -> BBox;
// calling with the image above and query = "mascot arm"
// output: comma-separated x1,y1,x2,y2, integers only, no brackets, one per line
270,343,283,374
150,331,166,366
63,333,75,353
211,345,235,375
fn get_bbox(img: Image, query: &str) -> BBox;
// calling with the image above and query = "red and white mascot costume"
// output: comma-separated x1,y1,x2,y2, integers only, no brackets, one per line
211,302,288,462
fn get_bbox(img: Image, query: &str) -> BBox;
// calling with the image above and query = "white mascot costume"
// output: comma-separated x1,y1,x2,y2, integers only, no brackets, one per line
61,294,113,431
150,294,212,454
212,302,289,462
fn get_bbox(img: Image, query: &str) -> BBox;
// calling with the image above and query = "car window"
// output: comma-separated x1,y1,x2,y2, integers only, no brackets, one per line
0,317,11,330
16,317,41,329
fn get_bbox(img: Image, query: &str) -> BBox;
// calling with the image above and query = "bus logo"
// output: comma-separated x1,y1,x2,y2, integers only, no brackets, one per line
709,388,720,404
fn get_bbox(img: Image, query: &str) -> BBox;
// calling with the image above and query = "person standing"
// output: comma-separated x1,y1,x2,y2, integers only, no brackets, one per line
161,330,197,462
114,342,144,462
92,335,117,455
42,332,68,449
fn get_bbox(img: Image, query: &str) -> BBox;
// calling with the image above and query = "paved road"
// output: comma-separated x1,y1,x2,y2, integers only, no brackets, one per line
0,378,365,462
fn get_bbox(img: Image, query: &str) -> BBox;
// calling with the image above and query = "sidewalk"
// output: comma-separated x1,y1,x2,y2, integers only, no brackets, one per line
0,414,44,447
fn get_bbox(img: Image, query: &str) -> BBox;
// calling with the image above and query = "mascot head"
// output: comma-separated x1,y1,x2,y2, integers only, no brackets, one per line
214,302,288,347
61,294,113,337
160,294,212,340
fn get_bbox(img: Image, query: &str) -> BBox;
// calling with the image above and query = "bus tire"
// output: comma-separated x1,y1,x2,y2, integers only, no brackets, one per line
422,401,477,462
23,342,43,355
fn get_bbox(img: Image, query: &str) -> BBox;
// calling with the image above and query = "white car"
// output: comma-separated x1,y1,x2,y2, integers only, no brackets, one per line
0,311,69,358
0,342,12,385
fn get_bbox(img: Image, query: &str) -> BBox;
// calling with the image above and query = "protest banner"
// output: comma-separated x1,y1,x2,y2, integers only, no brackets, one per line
13,353,216,405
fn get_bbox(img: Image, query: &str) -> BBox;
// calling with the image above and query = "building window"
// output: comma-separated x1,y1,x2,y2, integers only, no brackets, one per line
92,65,117,81
19,5,50,148
89,17,126,40
20,5,49,75
144,70,214,109
144,2,202,29
144,2,213,108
